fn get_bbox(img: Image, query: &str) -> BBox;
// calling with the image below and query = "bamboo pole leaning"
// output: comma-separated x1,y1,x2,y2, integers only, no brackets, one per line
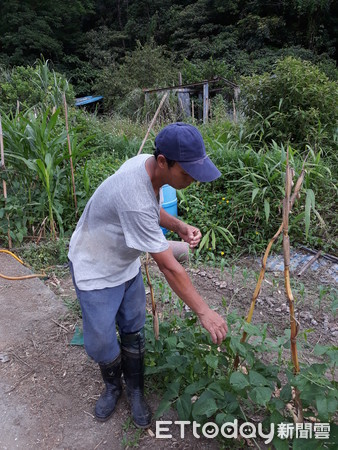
63,94,78,218
137,92,168,338
0,114,12,249
137,92,168,155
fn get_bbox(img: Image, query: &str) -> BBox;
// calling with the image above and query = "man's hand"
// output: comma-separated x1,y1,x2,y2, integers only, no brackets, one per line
197,307,228,345
178,223,202,249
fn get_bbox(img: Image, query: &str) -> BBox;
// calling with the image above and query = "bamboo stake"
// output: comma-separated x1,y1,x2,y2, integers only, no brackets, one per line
234,154,308,369
63,94,78,217
137,92,170,338
145,253,159,340
0,114,12,249
137,92,168,155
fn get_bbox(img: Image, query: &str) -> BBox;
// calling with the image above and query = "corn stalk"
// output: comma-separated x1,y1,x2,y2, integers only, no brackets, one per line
0,114,12,248
63,94,77,217
283,150,303,421
234,150,308,422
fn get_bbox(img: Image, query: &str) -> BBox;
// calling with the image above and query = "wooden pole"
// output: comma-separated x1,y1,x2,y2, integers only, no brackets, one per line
145,253,159,340
137,93,172,338
137,92,168,155
0,114,12,249
203,83,209,124
297,250,321,277
63,94,77,217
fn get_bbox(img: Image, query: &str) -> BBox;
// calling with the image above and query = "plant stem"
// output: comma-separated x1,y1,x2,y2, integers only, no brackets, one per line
283,148,303,422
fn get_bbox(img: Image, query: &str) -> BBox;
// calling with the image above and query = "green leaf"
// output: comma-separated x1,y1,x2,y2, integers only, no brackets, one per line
313,344,329,356
199,229,210,251
229,371,249,391
305,189,315,238
316,397,328,420
192,391,218,420
205,354,218,370
251,187,259,203
163,380,181,401
249,386,272,406
165,336,177,349
264,198,270,223
176,393,192,420
249,370,269,387
279,384,292,402
272,436,290,450
211,229,216,250
185,377,209,395
155,398,172,419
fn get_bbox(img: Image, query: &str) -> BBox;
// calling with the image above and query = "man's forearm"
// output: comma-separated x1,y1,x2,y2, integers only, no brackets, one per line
159,259,209,315
159,207,183,234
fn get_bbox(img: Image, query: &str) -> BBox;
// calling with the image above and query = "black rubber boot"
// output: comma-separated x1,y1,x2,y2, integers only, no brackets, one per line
121,329,152,428
95,354,122,421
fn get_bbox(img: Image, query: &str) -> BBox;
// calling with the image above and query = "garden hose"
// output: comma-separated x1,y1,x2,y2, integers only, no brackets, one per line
0,249,47,280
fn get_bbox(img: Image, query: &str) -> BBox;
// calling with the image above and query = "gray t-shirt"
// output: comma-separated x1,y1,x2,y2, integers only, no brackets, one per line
68,154,169,290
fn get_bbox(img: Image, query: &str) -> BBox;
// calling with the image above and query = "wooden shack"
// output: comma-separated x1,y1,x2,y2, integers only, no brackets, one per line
143,76,240,123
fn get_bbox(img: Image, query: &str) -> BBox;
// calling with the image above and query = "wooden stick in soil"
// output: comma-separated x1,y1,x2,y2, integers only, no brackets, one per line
0,114,12,249
145,253,159,340
63,94,78,217
137,92,168,155
234,153,308,370
297,250,321,277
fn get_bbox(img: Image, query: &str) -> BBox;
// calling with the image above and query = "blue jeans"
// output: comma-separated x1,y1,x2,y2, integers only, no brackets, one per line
69,261,146,365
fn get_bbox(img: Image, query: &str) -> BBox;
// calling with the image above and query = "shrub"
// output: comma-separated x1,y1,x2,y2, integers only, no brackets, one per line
240,57,338,153
0,59,74,114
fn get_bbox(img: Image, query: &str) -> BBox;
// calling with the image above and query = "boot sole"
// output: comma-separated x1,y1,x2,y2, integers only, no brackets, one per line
133,420,152,429
95,411,115,422
94,390,122,422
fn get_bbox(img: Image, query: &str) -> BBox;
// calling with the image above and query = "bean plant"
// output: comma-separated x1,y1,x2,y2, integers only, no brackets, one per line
145,311,337,449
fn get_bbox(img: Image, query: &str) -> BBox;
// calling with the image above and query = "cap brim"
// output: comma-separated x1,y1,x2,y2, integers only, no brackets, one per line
179,156,221,182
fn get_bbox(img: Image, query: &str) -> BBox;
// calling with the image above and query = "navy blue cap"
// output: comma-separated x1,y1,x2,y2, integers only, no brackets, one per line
154,122,221,182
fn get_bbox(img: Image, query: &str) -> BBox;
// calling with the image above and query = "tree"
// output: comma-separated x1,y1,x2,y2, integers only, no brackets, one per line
0,0,95,66
93,39,178,114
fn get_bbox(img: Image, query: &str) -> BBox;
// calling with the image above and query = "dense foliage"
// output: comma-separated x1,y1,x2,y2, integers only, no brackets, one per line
0,0,336,103
241,57,338,151
1,87,336,257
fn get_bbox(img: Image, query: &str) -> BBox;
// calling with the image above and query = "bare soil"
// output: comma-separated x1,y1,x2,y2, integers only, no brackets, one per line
0,250,337,450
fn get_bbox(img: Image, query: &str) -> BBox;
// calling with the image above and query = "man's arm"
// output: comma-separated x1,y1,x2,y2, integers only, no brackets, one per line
160,207,202,249
150,247,228,344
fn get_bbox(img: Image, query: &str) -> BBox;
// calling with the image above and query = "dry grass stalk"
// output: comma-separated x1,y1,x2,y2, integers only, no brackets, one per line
234,152,308,371
145,253,159,340
283,150,303,421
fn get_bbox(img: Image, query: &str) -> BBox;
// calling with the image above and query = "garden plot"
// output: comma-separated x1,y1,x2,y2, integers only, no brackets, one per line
0,251,336,449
